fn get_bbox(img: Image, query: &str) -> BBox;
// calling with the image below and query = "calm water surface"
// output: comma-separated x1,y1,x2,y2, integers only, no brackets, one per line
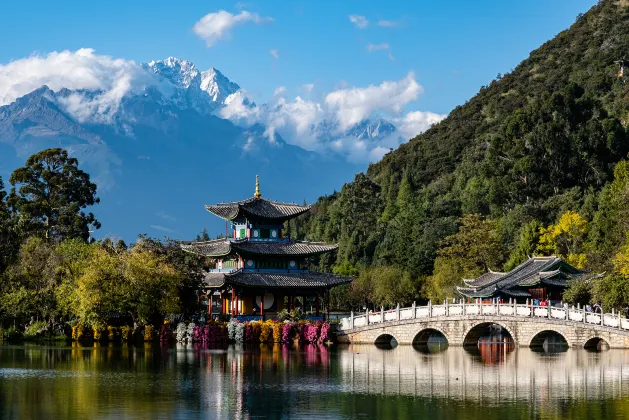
1,340,629,419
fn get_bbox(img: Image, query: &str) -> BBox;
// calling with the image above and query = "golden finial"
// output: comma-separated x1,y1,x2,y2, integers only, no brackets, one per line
254,175,261,198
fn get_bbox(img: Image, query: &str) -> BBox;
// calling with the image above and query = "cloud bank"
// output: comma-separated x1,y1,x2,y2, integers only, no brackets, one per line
193,10,273,47
0,49,445,164
220,72,445,162
0,48,155,122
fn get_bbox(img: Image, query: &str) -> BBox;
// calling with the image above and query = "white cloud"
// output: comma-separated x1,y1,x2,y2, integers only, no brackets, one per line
301,83,315,93
367,43,395,61
192,10,273,47
349,15,369,28
324,72,422,131
0,48,156,122
392,110,446,139
150,225,174,233
220,72,440,162
367,43,390,52
273,86,286,96
269,49,279,59
377,19,402,27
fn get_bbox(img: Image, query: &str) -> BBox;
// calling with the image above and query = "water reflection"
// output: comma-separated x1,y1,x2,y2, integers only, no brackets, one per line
1,342,629,419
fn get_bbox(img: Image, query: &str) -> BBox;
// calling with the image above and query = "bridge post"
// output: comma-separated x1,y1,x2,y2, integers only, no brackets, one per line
463,299,466,316
583,306,586,324
428,301,432,318
366,308,369,326
445,299,449,316
381,306,384,323
412,301,416,319
396,304,400,321
350,311,354,329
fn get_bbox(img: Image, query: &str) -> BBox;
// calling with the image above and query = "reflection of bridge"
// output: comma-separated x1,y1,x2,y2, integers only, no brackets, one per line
337,302,629,348
338,345,629,403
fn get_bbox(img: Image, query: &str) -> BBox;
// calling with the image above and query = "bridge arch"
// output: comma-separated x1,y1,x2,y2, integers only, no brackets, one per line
462,321,516,347
412,327,450,346
529,330,569,349
374,333,398,348
584,336,610,351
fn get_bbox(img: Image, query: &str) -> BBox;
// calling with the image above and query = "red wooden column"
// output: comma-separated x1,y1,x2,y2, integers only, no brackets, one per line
260,294,264,319
315,294,320,316
326,291,330,321
231,289,236,316
235,294,239,316
207,293,211,316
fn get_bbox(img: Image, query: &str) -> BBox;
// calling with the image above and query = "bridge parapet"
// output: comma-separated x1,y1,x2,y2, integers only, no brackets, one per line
338,301,629,348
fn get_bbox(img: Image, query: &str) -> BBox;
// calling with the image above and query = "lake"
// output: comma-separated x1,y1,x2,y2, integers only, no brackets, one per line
1,340,629,419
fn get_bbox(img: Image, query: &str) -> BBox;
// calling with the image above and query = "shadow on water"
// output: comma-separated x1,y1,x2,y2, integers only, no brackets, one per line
374,334,398,350
413,330,449,354
530,331,569,354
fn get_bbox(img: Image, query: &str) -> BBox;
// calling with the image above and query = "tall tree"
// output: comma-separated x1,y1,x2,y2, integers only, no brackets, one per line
8,148,100,242
0,176,18,271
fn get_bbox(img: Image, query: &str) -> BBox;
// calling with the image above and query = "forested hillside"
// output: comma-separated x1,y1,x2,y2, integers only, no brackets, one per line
293,0,629,309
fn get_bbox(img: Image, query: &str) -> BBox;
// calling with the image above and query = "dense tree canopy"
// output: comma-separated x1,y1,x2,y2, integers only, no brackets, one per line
8,148,100,242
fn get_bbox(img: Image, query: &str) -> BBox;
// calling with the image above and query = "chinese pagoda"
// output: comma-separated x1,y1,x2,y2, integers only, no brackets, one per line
456,256,601,302
181,176,351,320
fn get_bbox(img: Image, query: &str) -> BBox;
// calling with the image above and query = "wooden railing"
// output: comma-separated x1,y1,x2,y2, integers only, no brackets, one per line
338,300,629,332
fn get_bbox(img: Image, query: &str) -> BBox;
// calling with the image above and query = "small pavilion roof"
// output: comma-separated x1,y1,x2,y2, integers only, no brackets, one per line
205,197,310,221
181,238,338,258
457,256,592,299
201,270,352,289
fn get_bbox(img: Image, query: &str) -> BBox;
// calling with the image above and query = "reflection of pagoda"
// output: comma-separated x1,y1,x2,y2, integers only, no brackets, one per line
181,176,351,320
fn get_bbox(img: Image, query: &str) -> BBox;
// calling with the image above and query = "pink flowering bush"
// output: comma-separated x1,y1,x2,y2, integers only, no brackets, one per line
281,323,294,342
302,323,319,343
319,322,331,342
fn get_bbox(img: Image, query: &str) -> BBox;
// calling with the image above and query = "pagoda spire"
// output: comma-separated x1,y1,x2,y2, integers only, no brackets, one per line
254,175,262,199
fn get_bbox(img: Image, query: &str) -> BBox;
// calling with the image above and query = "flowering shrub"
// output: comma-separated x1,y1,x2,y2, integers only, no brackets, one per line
192,325,204,343
121,326,132,341
160,323,173,342
186,323,195,341
176,322,187,343
235,322,245,342
72,324,84,340
272,322,282,342
93,327,105,341
302,323,319,343
260,321,272,342
244,324,253,342
252,323,262,342
107,326,116,340
227,318,238,340
282,323,293,342
319,322,331,342
144,325,155,341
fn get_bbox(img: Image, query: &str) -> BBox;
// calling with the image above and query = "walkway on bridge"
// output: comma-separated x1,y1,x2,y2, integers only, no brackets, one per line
337,301,629,348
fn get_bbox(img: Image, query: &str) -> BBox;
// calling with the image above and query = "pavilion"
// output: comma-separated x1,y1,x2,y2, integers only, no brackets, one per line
181,176,351,320
456,256,601,303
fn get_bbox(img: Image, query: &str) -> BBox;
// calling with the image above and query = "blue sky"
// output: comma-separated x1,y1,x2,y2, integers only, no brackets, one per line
0,0,597,117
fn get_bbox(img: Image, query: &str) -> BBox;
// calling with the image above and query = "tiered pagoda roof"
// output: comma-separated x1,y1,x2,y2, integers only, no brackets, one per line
202,270,352,289
180,176,351,291
205,198,310,221
457,256,599,299
181,238,338,257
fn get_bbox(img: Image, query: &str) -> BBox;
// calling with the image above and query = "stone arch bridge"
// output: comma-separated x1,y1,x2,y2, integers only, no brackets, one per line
336,301,629,348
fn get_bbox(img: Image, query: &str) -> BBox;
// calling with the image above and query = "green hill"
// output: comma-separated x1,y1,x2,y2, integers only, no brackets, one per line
294,0,629,308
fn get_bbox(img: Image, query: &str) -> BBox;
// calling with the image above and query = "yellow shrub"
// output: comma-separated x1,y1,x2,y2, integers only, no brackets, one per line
144,325,155,341
260,321,273,342
272,323,281,342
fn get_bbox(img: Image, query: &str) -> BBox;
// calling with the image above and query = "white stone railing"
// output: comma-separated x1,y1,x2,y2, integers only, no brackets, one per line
339,300,629,332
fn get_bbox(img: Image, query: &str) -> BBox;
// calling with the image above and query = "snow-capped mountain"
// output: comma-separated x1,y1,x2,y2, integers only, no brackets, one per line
0,59,366,241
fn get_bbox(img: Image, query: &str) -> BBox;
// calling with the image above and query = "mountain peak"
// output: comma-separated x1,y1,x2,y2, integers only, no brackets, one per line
145,57,200,89
200,67,240,103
